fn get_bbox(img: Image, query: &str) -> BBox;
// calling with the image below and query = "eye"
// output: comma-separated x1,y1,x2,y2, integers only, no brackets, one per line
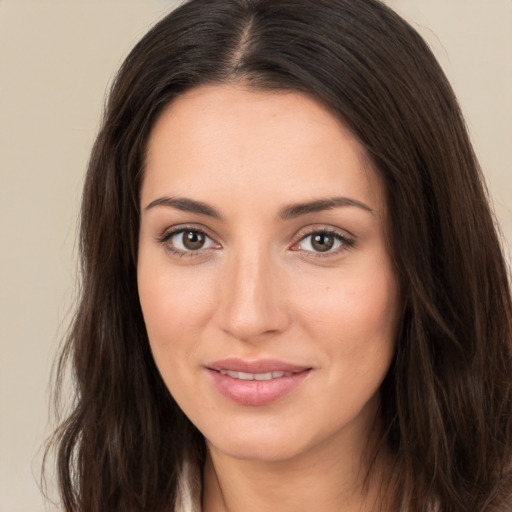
160,228,219,254
292,229,354,255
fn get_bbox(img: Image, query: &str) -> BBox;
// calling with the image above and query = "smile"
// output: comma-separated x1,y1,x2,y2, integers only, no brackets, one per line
206,359,312,406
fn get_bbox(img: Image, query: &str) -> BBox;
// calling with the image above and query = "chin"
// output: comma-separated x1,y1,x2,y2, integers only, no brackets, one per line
201,415,334,464
207,434,307,463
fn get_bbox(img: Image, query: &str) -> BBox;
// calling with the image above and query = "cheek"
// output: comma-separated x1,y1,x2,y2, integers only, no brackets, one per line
137,251,217,360
293,262,400,361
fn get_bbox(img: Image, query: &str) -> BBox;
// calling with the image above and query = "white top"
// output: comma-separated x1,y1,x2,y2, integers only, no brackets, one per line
175,459,202,512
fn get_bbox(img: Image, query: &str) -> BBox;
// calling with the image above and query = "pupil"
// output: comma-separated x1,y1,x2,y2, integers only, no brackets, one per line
183,231,205,250
312,233,334,252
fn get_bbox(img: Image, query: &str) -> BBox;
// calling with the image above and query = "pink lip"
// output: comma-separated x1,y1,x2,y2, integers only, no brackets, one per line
206,358,312,406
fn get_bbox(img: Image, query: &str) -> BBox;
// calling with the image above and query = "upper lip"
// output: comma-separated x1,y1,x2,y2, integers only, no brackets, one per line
207,358,311,374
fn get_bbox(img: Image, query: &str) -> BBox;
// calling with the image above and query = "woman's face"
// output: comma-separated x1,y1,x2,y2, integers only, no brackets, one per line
138,84,400,463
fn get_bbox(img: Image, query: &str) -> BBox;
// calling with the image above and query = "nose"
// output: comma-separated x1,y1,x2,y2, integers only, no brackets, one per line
215,248,290,343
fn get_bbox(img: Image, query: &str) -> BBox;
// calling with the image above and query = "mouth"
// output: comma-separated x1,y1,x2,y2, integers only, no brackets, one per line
206,358,312,406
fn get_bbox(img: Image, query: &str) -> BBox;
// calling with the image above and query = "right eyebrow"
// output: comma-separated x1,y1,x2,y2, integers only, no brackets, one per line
144,196,222,219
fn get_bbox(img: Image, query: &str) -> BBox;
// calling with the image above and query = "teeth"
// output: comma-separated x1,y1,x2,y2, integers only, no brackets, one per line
255,372,273,380
219,370,292,380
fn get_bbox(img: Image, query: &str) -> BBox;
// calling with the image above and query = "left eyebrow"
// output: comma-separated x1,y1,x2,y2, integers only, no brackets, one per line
278,197,374,220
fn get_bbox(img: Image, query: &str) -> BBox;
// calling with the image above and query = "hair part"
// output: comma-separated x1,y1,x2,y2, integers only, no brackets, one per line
46,1,512,511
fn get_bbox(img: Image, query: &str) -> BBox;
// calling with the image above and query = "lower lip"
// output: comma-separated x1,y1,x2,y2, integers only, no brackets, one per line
207,369,311,406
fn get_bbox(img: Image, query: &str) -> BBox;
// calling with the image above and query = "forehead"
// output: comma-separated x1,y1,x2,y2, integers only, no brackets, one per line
142,84,386,216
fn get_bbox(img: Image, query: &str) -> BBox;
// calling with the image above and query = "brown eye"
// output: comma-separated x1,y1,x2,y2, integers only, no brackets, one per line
166,229,218,253
182,230,206,250
311,233,335,252
293,230,352,255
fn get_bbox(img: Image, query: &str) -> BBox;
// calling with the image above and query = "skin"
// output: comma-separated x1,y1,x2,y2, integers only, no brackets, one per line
138,84,401,511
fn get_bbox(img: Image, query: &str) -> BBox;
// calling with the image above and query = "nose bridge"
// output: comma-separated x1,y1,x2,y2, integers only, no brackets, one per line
218,241,287,341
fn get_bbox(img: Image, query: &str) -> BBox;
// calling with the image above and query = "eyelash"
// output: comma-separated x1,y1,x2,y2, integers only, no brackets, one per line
157,226,355,259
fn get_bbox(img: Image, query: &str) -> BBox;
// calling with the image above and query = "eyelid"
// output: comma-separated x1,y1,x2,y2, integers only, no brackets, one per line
158,221,217,238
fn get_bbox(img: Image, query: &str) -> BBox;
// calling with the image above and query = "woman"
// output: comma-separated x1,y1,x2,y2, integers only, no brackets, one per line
47,0,512,511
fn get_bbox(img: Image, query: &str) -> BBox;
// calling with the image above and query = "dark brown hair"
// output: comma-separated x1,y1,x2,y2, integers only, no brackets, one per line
46,0,512,510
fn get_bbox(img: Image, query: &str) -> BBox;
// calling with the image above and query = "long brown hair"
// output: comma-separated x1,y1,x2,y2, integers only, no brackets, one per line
46,0,512,510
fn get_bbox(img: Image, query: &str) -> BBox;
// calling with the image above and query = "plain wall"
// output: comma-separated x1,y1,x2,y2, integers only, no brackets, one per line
0,1,510,510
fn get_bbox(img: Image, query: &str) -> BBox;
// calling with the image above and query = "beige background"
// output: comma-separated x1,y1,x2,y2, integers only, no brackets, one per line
0,1,510,511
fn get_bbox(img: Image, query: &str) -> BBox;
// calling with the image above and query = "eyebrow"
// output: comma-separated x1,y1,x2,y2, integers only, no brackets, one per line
145,196,221,219
144,195,374,219
278,197,374,219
